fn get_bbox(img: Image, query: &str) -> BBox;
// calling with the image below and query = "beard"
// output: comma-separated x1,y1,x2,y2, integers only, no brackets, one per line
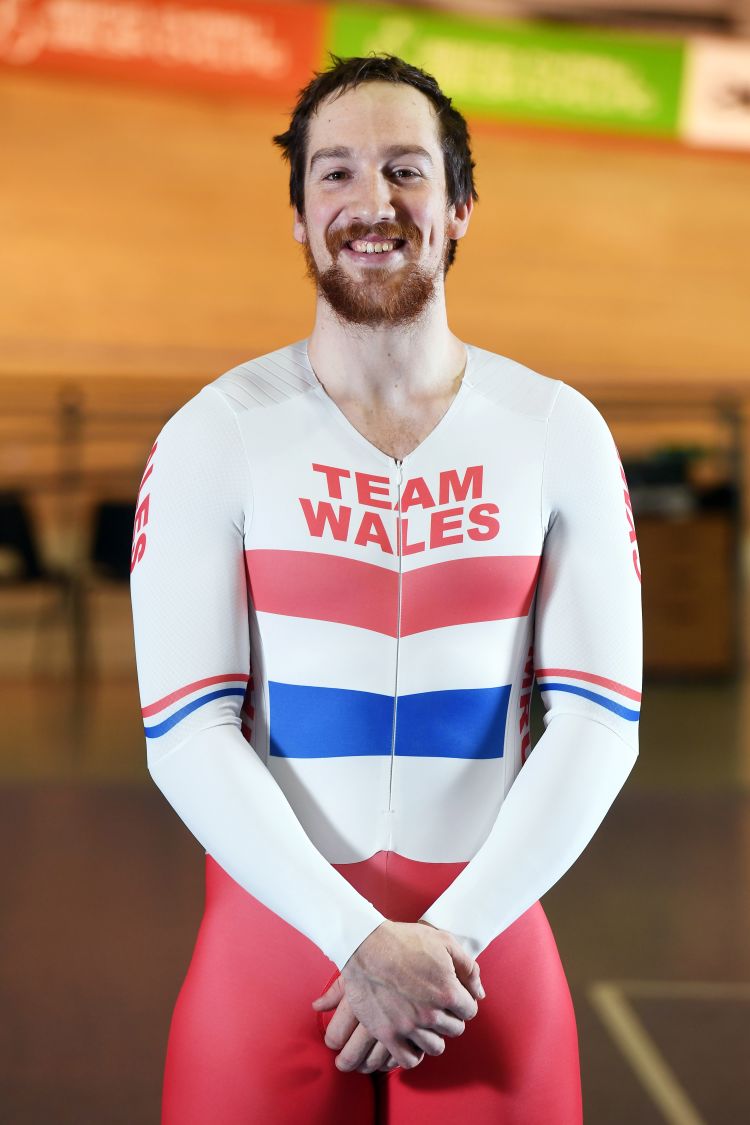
302,217,449,328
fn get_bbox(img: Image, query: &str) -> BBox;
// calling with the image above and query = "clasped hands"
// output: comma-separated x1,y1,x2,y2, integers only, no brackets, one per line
311,918,485,1075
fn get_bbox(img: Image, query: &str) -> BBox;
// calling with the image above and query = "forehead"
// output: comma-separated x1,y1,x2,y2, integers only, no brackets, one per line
306,81,441,162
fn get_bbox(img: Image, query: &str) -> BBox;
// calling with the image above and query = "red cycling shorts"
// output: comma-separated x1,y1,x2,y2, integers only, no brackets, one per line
160,851,582,1124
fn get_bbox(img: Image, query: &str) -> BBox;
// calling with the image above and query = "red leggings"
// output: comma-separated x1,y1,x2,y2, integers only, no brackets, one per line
161,853,582,1124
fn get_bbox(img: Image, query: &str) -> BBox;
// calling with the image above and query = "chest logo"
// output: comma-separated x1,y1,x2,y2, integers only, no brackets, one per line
299,463,500,556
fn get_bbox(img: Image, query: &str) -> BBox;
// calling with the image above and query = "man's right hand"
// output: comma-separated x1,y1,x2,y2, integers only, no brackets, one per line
313,918,484,1072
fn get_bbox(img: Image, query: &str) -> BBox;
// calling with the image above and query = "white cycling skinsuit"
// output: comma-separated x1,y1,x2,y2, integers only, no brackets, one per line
130,338,642,1124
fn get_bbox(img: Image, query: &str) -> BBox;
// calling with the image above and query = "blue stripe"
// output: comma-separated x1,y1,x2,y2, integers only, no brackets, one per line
396,685,510,759
268,681,510,759
537,682,640,721
144,687,246,738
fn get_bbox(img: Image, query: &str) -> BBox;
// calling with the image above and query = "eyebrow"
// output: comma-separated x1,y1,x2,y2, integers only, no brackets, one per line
308,144,434,171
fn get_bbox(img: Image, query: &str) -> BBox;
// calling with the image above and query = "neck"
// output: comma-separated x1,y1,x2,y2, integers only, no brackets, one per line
306,290,466,407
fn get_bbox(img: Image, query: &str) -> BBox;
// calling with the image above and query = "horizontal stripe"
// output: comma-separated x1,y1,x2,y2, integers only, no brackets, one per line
247,549,397,635
402,555,540,635
397,684,511,758
532,666,638,702
535,667,641,702
268,681,510,759
537,682,640,721
246,549,539,636
142,672,249,717
144,687,246,738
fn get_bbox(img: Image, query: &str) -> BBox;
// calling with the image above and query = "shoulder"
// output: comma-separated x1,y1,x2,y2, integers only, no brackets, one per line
464,344,562,420
207,339,317,415
464,344,606,435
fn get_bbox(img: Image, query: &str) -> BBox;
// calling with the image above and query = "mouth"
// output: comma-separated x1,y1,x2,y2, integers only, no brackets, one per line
342,238,406,261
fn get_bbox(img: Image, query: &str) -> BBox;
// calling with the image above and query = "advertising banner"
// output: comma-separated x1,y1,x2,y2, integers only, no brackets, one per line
329,3,686,138
680,36,750,150
0,0,326,97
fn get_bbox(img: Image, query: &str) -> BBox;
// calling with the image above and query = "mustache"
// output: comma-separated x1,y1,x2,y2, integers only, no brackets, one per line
325,219,423,255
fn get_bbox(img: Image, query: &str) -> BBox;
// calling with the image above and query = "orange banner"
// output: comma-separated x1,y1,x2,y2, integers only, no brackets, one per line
0,0,326,97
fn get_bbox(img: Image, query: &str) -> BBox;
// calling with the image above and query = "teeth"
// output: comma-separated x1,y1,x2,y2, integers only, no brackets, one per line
350,240,397,254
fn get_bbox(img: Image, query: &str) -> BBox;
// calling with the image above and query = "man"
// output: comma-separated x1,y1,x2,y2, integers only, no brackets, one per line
130,53,642,1123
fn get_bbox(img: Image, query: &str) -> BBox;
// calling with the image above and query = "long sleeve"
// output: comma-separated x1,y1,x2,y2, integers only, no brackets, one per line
129,385,386,971
419,382,643,958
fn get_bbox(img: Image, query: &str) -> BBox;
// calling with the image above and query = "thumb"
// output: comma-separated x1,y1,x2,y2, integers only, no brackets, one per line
311,974,345,1010
447,937,486,1000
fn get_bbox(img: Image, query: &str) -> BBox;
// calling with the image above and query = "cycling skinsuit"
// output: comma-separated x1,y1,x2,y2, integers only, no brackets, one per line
129,339,642,1124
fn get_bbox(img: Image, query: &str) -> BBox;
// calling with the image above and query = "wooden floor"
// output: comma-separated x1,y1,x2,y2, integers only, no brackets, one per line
1,627,749,1122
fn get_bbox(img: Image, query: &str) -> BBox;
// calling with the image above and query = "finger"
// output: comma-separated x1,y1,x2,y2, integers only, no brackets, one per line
406,1026,445,1057
448,941,486,1001
445,985,479,1022
335,1023,379,1073
394,1038,426,1070
431,1011,465,1038
311,975,344,1012
356,1039,392,1075
377,1055,401,1073
441,967,481,1021
323,996,358,1051
465,960,486,1000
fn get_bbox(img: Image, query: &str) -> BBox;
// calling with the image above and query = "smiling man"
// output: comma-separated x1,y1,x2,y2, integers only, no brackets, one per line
130,54,642,1124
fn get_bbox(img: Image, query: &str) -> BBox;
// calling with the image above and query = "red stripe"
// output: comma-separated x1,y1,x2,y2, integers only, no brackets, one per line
535,667,641,702
142,672,250,717
402,555,540,636
245,550,540,636
246,549,398,635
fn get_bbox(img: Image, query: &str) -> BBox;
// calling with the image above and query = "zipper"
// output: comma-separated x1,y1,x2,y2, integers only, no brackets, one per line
386,457,404,850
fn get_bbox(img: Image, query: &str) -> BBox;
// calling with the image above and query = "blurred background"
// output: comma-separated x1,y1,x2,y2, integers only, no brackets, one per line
1,0,749,1120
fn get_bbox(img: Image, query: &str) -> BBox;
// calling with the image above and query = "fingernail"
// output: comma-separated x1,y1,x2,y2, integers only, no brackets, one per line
479,986,486,999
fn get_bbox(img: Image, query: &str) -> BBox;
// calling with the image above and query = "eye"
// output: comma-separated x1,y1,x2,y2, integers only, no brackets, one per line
322,169,348,181
392,168,419,179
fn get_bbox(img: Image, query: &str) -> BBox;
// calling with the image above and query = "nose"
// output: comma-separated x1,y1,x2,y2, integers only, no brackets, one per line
347,168,396,227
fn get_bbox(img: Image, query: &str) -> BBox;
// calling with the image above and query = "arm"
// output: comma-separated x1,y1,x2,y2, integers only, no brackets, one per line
129,386,386,971
419,382,643,958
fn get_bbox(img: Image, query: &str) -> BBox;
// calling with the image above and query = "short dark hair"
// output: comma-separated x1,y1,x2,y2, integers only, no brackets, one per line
272,52,478,272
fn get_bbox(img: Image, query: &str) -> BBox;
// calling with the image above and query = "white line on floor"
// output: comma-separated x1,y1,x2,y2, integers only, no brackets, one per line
602,980,750,1000
588,981,707,1125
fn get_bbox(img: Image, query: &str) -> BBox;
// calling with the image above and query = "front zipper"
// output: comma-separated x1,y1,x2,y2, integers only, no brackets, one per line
386,457,404,851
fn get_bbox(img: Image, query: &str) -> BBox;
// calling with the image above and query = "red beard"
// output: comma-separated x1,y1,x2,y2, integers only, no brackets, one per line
302,218,449,327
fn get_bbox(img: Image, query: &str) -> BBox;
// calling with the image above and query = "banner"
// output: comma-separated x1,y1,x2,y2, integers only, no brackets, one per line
680,36,750,150
0,0,326,96
330,4,685,138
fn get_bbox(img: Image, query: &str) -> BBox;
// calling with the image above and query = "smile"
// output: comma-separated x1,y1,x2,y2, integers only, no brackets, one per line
344,239,406,256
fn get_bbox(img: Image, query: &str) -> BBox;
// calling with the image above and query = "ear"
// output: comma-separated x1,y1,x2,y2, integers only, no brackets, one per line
446,195,473,241
293,207,307,245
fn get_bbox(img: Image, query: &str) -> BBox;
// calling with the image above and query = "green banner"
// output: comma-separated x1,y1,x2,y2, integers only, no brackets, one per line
329,4,685,136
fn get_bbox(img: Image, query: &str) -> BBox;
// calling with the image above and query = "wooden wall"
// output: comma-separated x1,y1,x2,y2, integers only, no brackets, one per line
1,68,748,389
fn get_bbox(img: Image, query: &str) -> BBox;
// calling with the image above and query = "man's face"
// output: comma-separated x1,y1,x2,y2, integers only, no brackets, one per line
293,81,469,328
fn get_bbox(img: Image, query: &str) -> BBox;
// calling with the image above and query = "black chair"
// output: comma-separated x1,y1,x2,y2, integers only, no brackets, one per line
0,491,78,678
89,501,137,583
